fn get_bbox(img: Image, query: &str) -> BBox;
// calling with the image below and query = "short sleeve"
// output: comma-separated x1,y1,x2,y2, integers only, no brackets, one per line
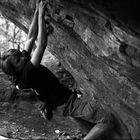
22,50,31,60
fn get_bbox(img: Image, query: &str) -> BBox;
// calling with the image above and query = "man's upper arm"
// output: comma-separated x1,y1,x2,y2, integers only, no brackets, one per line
24,37,36,54
30,41,46,67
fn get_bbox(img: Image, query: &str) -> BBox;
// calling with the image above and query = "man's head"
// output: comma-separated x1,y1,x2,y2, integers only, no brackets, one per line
1,49,26,76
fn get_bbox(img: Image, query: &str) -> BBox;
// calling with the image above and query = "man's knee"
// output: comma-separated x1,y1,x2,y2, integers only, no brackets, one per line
70,117,93,133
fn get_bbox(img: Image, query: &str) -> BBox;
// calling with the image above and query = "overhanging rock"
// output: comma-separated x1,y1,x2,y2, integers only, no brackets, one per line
0,0,140,139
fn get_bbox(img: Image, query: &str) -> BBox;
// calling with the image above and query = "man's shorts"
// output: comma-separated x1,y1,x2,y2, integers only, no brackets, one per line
63,94,113,126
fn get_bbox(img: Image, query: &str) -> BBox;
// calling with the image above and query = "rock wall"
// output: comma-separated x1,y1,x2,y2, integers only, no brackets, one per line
0,0,140,139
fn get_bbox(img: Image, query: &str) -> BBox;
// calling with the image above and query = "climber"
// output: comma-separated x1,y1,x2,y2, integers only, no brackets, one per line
1,0,118,139
1,0,71,120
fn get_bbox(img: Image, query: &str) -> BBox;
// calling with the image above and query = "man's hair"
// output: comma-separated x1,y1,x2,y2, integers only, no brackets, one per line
1,49,22,76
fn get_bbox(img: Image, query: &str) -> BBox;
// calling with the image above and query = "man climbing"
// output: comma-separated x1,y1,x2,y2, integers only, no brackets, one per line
1,0,67,120
1,0,120,139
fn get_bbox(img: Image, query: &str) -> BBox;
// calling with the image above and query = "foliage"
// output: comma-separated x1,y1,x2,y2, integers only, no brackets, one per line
0,13,27,54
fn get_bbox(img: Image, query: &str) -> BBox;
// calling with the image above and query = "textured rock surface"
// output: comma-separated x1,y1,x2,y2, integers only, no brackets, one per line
0,0,140,139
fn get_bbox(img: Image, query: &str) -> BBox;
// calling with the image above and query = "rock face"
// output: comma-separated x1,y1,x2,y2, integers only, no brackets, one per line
0,0,140,139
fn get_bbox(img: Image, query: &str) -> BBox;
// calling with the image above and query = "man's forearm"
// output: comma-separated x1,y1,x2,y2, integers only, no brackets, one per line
38,14,47,47
24,9,39,53
28,9,38,39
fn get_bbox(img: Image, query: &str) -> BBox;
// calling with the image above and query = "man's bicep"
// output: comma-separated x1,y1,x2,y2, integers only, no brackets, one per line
30,42,45,67
24,37,35,54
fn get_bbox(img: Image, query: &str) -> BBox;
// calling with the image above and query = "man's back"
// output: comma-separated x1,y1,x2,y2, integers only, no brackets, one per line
17,59,71,108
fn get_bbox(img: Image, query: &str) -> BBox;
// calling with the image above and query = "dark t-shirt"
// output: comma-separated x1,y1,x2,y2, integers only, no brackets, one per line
16,50,71,109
